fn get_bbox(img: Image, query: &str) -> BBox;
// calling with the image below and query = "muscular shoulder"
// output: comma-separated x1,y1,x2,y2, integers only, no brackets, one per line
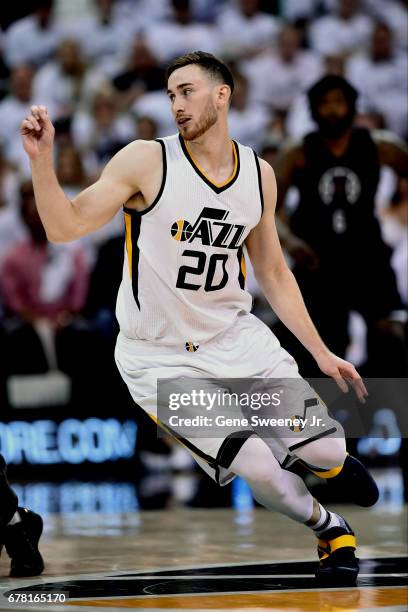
100,139,162,198
104,139,161,179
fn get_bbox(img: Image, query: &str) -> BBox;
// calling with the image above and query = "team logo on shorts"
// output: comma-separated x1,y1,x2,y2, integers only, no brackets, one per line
289,415,306,432
185,342,199,352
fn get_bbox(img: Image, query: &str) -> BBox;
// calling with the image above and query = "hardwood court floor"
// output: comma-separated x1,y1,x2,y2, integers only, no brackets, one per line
0,505,406,611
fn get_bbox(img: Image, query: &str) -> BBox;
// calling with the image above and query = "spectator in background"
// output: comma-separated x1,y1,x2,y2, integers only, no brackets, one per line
56,145,88,198
85,233,124,344
281,0,321,22
113,0,171,29
3,0,64,69
0,180,89,375
131,90,174,137
72,88,134,174
346,22,408,138
189,0,226,23
112,35,165,109
144,0,220,64
227,71,269,151
0,151,24,265
260,138,281,169
136,116,158,140
69,0,134,74
32,39,108,119
242,25,323,113
363,0,408,51
0,65,56,175
217,0,280,60
310,0,373,58
381,178,408,307
0,66,35,153
274,75,408,377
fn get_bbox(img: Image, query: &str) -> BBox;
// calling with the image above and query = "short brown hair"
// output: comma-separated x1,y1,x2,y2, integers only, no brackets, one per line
166,51,234,95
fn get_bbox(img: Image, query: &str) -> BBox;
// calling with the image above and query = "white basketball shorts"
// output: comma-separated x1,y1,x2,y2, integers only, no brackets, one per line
115,312,343,485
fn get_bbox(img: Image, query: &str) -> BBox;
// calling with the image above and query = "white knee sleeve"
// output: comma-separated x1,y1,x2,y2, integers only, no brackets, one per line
230,436,313,522
295,436,347,471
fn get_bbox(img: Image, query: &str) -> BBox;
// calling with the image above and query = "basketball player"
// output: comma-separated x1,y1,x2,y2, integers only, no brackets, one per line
21,52,378,586
274,75,408,378
0,454,44,576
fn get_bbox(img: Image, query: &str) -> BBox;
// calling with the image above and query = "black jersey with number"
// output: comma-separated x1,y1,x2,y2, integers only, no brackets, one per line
291,128,383,262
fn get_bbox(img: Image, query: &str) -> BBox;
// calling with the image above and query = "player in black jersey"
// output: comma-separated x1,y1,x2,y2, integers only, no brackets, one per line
0,454,44,576
275,75,408,378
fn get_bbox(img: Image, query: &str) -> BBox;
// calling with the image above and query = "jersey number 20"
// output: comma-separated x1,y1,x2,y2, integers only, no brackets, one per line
176,249,228,292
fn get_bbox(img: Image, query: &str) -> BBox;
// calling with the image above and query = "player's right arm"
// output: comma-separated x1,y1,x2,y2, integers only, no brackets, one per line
21,105,156,243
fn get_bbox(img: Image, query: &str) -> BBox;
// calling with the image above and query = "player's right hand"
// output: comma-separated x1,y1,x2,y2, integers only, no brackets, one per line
20,105,55,160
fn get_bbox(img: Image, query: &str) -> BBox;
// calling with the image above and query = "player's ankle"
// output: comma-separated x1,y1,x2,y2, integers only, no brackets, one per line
307,504,342,536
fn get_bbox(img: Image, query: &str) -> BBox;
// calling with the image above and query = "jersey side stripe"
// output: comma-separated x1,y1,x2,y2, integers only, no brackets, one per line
124,212,133,278
124,213,142,309
132,215,142,309
237,245,246,289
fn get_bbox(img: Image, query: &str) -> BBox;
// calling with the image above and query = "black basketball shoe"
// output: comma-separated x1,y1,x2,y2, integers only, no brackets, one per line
316,517,359,586
326,454,379,507
3,507,44,577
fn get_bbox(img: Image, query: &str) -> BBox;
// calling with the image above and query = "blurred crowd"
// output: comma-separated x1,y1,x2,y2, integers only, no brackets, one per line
0,0,407,418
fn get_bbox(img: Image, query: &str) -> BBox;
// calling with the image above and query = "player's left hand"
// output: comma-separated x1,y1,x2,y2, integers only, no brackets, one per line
315,351,368,403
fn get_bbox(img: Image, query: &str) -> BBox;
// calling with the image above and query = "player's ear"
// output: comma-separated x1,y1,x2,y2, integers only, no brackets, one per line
217,84,231,107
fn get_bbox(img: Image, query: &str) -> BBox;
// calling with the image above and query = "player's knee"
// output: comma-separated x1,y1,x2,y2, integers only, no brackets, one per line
295,436,347,472
229,436,279,482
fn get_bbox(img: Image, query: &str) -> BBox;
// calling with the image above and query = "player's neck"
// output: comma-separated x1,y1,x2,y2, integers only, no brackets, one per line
186,126,233,173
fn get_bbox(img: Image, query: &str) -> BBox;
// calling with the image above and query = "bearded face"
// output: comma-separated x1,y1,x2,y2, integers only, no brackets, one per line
178,95,218,141
167,64,228,142
314,89,355,139
316,109,355,139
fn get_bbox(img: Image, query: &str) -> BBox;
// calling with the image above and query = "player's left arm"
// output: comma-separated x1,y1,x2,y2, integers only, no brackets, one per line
245,159,368,402
373,131,408,177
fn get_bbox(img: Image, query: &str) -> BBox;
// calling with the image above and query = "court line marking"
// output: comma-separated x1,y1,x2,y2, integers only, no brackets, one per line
52,585,408,603
102,572,408,579
101,553,408,577
0,558,406,588
0,556,406,599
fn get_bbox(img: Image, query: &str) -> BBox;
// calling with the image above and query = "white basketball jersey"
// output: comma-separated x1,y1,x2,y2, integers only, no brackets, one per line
116,133,264,346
